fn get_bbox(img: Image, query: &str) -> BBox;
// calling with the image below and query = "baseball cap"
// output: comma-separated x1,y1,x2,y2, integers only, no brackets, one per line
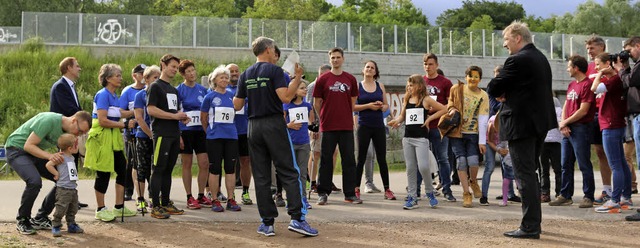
133,64,147,74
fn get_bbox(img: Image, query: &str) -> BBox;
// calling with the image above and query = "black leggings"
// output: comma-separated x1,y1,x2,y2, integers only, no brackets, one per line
355,125,390,188
206,139,238,175
94,151,127,194
150,136,180,207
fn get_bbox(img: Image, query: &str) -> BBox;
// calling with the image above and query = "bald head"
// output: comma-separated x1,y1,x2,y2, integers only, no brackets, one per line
226,64,240,84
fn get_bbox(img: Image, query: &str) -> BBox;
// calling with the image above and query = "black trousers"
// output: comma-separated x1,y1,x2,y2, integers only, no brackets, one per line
356,125,389,188
509,135,544,233
540,142,561,196
317,130,357,197
150,136,180,207
248,114,305,225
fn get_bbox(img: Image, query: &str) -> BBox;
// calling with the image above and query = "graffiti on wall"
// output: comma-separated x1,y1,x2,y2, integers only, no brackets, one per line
0,28,17,42
94,19,132,44
385,91,405,118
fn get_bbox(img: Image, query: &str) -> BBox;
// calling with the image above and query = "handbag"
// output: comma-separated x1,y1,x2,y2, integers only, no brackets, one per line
438,80,464,137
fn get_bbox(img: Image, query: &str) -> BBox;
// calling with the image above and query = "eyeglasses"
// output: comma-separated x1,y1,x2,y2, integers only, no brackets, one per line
76,121,88,135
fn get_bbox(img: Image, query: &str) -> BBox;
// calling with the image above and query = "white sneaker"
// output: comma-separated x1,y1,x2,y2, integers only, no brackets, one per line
594,200,621,213
364,183,381,193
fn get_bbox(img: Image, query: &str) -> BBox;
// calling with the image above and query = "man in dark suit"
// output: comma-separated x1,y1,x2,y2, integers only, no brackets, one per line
488,21,557,239
49,57,88,209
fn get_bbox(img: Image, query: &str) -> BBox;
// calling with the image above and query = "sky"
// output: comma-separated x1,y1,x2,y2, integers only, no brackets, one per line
325,0,606,25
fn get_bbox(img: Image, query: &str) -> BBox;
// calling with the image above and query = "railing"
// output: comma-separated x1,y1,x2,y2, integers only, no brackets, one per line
3,12,629,60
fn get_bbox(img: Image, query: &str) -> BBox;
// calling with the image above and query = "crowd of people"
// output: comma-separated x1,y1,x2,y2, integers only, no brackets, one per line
5,21,640,240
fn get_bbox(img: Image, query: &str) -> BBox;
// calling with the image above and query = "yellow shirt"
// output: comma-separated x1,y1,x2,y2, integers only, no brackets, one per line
461,85,489,134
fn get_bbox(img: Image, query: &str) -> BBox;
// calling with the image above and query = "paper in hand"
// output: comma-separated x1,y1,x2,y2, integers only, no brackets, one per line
282,50,300,76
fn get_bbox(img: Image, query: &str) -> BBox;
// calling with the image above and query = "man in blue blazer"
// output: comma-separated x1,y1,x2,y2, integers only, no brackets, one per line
50,57,82,116
488,21,557,239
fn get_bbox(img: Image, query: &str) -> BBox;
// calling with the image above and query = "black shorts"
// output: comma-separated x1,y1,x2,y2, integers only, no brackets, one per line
591,115,603,145
180,130,207,154
238,134,249,157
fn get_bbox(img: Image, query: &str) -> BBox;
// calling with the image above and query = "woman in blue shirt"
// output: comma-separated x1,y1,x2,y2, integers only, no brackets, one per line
200,65,241,212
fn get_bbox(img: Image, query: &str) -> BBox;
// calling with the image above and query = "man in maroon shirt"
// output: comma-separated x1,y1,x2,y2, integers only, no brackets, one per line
313,47,360,205
549,55,597,208
422,53,456,202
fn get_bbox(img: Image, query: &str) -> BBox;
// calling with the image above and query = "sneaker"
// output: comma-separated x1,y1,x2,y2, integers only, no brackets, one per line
211,199,225,212
364,183,381,193
226,198,242,211
310,184,318,194
579,198,594,208
355,188,361,199
462,192,473,208
198,196,213,207
469,180,482,198
549,196,573,206
187,196,201,209
274,193,286,207
217,192,228,203
595,200,622,213
150,206,170,219
331,183,342,192
625,212,640,221
621,198,634,210
384,189,397,200
164,201,185,215
136,199,148,213
67,223,84,233
52,226,62,237
344,196,363,204
30,216,52,230
594,191,611,205
403,195,419,210
241,192,253,205
479,197,489,206
498,201,508,207
303,197,312,209
257,223,275,236
95,208,116,222
287,219,318,237
16,218,36,235
317,194,328,205
426,192,438,208
444,193,457,202
540,193,551,203
508,195,522,203
496,195,503,200
112,206,137,217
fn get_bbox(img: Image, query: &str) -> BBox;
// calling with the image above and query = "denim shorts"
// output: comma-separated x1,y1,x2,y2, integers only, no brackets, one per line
450,133,480,170
501,160,515,180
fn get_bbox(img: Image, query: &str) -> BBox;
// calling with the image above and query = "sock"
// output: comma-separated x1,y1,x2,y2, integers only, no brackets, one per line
502,178,510,205
198,193,204,200
603,185,613,197
311,181,316,186
137,196,145,201
114,204,124,209
187,194,193,200
243,187,249,194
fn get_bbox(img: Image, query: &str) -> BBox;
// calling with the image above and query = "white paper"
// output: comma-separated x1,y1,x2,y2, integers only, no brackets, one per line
282,50,300,76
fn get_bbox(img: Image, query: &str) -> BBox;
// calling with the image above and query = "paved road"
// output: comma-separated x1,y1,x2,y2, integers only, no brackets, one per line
0,168,631,223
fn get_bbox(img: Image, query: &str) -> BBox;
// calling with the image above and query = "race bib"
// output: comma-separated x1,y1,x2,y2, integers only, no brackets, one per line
128,101,134,111
236,106,245,115
214,107,235,123
288,107,309,123
67,162,78,181
185,111,202,127
166,94,178,110
405,108,424,125
107,106,121,118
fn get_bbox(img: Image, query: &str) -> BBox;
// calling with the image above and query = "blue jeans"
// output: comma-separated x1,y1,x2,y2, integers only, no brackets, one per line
428,128,452,194
482,147,496,197
450,133,480,171
602,127,632,202
560,123,595,200
633,114,640,171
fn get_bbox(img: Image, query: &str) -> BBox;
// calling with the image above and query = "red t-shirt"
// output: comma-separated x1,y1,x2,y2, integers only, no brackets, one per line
597,74,627,130
313,71,359,131
424,74,452,129
587,62,604,108
564,77,596,124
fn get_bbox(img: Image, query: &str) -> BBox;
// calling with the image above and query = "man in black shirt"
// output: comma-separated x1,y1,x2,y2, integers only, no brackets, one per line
234,37,318,237
147,54,190,219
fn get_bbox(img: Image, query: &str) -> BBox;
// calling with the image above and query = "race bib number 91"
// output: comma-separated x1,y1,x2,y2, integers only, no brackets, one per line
288,107,308,123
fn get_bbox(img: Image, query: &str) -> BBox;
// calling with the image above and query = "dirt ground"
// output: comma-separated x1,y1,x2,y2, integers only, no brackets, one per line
1,219,639,248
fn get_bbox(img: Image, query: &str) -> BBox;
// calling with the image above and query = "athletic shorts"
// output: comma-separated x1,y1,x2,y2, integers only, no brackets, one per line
180,130,207,154
238,134,249,157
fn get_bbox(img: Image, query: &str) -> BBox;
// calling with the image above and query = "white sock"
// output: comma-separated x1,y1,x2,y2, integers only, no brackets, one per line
603,185,613,197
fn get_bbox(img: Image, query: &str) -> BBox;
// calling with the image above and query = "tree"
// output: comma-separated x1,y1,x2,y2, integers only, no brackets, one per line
553,0,640,37
320,0,428,25
243,0,328,21
436,0,525,30
0,0,86,26
468,15,495,31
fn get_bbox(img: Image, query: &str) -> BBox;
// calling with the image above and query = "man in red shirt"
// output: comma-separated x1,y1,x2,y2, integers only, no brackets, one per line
549,55,597,208
313,47,360,205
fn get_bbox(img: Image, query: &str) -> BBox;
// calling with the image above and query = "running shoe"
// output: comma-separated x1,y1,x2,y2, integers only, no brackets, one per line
211,199,224,212
317,194,328,205
95,208,116,222
30,216,52,230
303,197,312,209
112,206,137,217
198,196,213,207
52,226,61,237
16,218,36,235
287,220,318,237
355,187,361,199
67,223,84,233
364,183,381,193
187,196,201,210
621,197,634,210
344,196,363,204
594,191,611,205
403,195,419,210
136,198,148,213
426,192,439,208
241,192,253,205
384,189,396,200
217,192,228,203
150,206,170,219
331,183,342,192
226,198,242,211
274,193,286,207
479,197,489,206
595,199,621,213
257,224,275,236
164,201,185,215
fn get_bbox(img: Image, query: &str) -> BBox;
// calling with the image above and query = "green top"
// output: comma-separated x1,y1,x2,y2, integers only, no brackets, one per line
5,112,63,151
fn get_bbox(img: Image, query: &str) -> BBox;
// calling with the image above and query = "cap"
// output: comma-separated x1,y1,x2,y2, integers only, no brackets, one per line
133,64,147,74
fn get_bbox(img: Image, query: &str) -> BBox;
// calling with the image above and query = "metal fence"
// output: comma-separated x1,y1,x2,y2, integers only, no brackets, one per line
4,12,629,60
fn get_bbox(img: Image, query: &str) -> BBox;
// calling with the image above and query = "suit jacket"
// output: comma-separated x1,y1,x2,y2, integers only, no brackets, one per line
50,77,81,117
487,43,557,141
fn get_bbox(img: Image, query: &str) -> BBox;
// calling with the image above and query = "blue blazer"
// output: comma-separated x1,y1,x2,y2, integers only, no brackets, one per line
50,77,81,117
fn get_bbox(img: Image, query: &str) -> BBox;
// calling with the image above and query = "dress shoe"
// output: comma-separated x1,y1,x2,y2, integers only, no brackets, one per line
503,229,540,239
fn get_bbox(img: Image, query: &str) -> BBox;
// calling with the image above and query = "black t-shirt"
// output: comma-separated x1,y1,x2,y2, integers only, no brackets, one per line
147,79,180,137
236,62,287,119
404,102,429,138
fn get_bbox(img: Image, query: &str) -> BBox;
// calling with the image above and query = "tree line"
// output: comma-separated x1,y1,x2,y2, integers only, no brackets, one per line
2,0,640,37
